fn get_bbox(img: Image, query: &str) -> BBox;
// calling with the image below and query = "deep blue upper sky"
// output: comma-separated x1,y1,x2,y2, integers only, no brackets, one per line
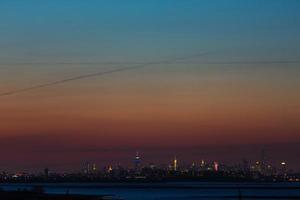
0,0,300,63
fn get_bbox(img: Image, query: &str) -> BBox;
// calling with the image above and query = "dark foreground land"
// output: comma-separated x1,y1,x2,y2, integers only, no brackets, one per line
0,190,108,200
2,190,300,200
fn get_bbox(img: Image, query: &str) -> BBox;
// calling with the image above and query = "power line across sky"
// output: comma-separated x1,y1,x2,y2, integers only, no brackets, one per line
0,52,210,97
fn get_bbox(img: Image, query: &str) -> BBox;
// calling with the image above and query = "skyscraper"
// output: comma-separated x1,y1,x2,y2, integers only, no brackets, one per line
173,156,178,171
214,161,219,172
134,151,141,170
92,163,97,172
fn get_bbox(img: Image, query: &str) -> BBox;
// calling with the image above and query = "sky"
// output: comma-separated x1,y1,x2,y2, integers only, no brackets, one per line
0,0,300,172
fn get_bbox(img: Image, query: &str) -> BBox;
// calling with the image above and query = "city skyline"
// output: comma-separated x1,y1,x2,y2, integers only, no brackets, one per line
0,142,298,173
1,149,298,184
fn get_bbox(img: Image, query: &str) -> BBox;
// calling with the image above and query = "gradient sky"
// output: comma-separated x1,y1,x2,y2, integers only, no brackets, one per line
0,0,300,172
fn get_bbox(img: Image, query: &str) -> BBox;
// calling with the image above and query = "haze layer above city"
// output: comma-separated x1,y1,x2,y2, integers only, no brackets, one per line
0,0,299,172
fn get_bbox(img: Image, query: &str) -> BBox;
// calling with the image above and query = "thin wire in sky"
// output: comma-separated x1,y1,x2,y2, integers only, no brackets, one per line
1,60,299,66
0,52,210,97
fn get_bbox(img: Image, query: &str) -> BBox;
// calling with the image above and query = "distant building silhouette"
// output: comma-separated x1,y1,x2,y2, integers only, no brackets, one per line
134,151,141,171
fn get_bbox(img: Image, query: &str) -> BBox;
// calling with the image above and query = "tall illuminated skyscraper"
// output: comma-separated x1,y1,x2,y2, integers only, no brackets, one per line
173,156,178,171
214,161,219,171
201,160,205,168
280,161,287,178
92,163,97,171
134,151,141,170
108,165,113,173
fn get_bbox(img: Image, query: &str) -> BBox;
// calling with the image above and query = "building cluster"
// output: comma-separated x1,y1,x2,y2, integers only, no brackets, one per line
0,152,299,183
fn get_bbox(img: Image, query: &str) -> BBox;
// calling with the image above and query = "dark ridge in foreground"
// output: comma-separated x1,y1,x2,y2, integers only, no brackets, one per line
2,190,300,200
